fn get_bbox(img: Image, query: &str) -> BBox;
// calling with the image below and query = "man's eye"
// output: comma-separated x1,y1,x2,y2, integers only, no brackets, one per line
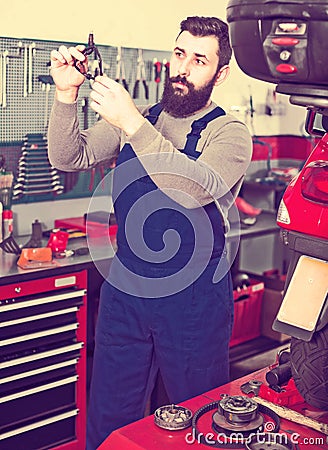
195,59,205,65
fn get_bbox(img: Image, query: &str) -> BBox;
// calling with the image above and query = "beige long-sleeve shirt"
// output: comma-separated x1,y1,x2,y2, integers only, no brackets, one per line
48,98,252,226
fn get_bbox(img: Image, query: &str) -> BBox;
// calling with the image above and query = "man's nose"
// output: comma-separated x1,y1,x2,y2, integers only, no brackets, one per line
178,59,191,77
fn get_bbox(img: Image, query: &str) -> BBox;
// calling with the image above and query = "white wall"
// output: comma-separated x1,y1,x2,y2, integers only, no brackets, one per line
4,0,306,234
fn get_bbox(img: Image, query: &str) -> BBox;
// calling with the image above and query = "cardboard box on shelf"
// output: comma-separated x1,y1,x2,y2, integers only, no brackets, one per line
261,288,290,343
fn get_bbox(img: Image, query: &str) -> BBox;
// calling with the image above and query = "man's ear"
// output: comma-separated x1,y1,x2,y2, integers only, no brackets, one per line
214,65,230,86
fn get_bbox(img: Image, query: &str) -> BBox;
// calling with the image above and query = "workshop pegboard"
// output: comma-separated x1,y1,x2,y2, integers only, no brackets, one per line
0,35,170,202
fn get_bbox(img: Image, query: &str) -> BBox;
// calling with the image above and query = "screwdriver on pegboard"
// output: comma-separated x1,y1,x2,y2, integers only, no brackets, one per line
153,59,162,102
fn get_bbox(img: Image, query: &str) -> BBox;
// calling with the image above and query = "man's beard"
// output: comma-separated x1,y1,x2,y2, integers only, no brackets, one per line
160,75,216,118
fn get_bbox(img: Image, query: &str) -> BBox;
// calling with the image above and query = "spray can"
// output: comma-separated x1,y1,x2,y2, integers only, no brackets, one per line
3,209,13,239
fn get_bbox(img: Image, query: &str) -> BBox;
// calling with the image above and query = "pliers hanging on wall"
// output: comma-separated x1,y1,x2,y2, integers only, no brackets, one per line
115,47,129,92
133,49,149,100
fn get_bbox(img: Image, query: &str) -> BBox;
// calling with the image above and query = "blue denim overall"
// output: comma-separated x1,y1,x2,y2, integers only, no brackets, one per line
87,104,234,449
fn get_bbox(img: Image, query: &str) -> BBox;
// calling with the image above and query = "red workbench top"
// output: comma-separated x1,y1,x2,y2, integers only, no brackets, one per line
98,368,328,450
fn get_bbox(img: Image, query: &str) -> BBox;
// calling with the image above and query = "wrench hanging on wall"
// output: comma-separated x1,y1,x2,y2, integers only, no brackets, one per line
115,46,129,91
0,53,2,106
133,49,149,100
1,50,9,108
23,43,28,97
28,42,35,94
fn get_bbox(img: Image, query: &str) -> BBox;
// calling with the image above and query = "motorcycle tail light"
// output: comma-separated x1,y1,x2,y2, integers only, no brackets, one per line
301,160,328,205
277,198,290,224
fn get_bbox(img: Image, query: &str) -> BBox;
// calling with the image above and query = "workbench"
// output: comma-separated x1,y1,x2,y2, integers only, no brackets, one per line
99,367,328,450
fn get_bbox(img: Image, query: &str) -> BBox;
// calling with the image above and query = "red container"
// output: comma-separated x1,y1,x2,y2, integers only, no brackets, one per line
230,279,264,347
54,217,117,238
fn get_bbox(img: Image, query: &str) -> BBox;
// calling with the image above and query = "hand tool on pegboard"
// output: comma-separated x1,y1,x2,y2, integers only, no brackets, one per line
153,58,162,102
133,49,149,100
115,46,129,91
38,75,55,129
28,42,36,94
1,50,9,108
23,43,29,97
0,52,3,107
13,134,64,199
163,59,170,85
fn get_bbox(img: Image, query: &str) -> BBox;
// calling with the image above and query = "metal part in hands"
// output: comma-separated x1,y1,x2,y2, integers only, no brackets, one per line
73,33,103,80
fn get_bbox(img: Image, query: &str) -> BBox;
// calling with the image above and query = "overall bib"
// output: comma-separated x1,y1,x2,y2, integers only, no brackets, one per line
87,104,234,449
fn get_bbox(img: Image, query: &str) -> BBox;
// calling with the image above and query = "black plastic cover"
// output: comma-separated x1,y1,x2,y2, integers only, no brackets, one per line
226,0,328,87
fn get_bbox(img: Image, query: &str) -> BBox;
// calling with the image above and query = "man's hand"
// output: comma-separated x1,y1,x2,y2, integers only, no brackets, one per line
90,76,146,136
50,45,87,103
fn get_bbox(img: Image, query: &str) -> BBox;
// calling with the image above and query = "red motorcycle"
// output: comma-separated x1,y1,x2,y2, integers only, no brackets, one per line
227,0,328,409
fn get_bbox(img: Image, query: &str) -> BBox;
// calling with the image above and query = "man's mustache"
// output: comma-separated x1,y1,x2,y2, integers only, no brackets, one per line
169,76,194,89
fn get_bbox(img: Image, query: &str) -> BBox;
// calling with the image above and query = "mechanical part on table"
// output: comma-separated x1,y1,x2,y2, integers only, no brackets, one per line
153,58,162,102
13,134,64,199
240,380,328,436
54,247,90,259
266,361,292,391
73,33,103,80
213,395,264,434
115,46,129,91
133,49,149,100
154,404,192,431
191,395,280,448
23,219,43,248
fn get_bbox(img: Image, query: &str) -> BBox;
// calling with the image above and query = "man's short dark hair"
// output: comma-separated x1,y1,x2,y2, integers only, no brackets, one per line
178,16,232,70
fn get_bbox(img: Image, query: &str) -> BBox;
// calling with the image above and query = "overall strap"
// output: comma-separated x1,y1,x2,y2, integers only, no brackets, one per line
145,103,163,125
183,106,226,154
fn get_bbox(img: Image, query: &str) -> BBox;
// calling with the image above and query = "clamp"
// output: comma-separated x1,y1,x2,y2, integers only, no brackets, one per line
133,49,149,99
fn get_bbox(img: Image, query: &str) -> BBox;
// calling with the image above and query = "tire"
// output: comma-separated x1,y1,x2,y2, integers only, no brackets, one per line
290,324,328,409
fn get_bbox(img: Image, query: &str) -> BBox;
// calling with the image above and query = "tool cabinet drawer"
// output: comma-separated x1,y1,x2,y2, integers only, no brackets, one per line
0,344,82,383
0,357,78,396
0,375,78,430
0,408,78,450
0,273,84,299
1,323,79,356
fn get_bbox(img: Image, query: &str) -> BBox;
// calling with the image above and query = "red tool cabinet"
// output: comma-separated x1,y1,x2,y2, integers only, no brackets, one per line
0,270,87,450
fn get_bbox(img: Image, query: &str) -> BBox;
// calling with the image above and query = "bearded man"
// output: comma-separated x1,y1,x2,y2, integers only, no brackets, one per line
48,16,252,450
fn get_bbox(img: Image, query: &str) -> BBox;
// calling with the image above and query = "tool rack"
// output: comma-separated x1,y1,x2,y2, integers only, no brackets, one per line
0,35,170,203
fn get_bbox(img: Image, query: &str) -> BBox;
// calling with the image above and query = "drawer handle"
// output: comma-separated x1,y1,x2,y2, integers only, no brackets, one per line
1,289,86,312
0,408,79,441
0,342,83,369
0,358,79,385
0,323,79,347
0,375,79,404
